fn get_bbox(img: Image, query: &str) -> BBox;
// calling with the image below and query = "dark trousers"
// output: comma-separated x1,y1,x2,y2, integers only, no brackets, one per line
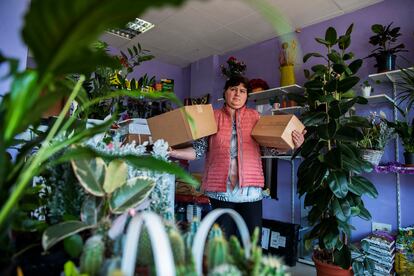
209,198,262,240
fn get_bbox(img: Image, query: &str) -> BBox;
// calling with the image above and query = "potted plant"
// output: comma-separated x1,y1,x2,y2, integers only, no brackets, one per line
220,56,247,79
357,111,395,166
387,115,414,165
366,22,407,73
360,80,373,97
289,24,379,275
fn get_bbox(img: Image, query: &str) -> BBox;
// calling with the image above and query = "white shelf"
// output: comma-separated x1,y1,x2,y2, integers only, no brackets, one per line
272,105,307,114
362,94,394,105
368,67,414,83
218,84,304,104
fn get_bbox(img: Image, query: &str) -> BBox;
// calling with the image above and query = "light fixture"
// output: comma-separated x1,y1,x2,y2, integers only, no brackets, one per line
108,18,155,40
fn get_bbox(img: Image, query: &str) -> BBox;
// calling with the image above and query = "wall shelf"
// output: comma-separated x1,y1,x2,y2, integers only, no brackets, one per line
368,67,414,83
374,164,414,175
272,105,308,114
362,94,394,105
217,84,304,104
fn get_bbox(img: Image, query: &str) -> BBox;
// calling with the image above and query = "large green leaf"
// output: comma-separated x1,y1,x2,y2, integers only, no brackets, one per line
357,203,372,220
103,159,127,194
337,76,360,93
42,220,94,251
332,198,351,222
335,126,363,142
327,171,348,198
348,59,363,74
302,112,327,126
333,244,352,269
317,120,337,140
350,176,378,198
22,0,186,76
325,27,337,45
109,177,155,214
71,158,106,196
303,52,324,63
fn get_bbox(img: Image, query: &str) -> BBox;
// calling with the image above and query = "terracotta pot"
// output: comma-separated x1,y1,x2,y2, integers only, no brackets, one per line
312,255,353,276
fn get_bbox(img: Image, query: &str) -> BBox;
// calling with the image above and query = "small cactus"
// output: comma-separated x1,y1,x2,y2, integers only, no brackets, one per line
207,225,229,271
136,228,154,267
260,255,286,276
168,228,186,266
183,219,200,250
80,235,105,276
208,264,242,276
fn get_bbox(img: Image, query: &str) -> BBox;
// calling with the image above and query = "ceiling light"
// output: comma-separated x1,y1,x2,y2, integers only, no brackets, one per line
108,18,155,40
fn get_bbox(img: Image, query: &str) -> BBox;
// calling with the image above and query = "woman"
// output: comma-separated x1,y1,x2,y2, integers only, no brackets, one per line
169,76,305,238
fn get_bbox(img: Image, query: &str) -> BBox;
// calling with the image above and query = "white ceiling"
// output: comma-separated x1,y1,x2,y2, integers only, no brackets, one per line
101,0,383,67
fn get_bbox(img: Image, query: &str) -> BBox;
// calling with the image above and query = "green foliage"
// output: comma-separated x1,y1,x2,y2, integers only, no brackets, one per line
387,116,414,153
64,234,84,258
168,228,186,266
292,24,378,269
357,112,394,150
207,225,229,271
397,67,414,111
367,22,406,58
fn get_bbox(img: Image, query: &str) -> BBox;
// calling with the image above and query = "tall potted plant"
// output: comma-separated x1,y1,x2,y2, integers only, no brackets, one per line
289,24,379,275
366,22,407,73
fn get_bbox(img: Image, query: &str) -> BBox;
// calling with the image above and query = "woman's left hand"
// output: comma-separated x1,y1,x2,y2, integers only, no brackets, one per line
292,129,306,149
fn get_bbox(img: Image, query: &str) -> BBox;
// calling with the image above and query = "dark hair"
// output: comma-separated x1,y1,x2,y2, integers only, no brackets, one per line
222,76,250,102
223,76,250,92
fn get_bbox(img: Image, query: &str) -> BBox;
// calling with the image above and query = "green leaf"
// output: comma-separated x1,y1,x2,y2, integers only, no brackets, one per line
352,260,364,276
317,120,337,140
343,52,354,60
64,234,84,258
4,71,40,144
303,52,324,63
328,51,341,63
335,126,363,142
311,64,327,73
80,196,103,225
324,148,342,170
338,35,351,50
357,203,372,220
338,76,360,93
302,112,327,126
344,116,371,128
323,230,339,250
371,24,384,34
333,244,351,269
327,171,348,198
103,159,127,194
109,177,155,214
71,158,106,197
332,64,346,74
350,176,378,198
315,37,330,46
42,220,94,251
325,27,337,45
333,198,351,221
348,59,363,74
345,24,354,36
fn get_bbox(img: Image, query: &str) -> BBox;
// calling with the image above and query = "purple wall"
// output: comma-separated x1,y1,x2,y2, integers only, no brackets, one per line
0,0,28,95
188,0,414,240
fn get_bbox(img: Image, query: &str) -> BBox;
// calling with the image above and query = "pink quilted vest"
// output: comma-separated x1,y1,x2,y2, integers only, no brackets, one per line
202,106,264,192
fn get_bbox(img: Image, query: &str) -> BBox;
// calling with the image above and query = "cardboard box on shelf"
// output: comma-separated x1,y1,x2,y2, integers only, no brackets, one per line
251,114,305,150
118,118,152,145
147,104,217,147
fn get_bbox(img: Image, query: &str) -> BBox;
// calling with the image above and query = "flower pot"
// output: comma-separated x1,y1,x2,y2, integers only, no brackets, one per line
361,86,372,97
375,53,396,73
360,149,384,166
312,255,353,276
404,152,414,166
280,65,295,86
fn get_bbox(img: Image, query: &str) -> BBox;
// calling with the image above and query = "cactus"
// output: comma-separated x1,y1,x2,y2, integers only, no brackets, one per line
250,228,262,276
208,264,242,276
80,235,105,276
183,219,200,250
207,225,229,271
228,236,247,272
168,227,186,266
136,228,154,267
260,255,286,276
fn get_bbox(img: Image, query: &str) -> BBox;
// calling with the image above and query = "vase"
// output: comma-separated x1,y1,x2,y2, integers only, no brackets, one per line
375,53,396,73
361,86,372,97
280,65,295,87
313,255,353,276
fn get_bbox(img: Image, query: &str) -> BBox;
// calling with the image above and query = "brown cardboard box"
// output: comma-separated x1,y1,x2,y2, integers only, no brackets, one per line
147,104,217,147
251,114,305,150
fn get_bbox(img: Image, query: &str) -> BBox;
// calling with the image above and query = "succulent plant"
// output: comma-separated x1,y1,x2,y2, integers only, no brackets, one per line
207,225,229,271
80,235,105,276
168,227,186,266
208,264,242,276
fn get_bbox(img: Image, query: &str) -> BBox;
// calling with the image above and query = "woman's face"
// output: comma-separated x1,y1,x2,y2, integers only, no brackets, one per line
224,83,248,110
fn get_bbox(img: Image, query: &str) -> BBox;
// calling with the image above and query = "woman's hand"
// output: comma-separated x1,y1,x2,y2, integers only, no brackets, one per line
292,129,306,149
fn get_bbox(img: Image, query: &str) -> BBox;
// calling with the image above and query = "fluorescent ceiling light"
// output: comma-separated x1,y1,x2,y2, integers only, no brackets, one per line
108,18,155,40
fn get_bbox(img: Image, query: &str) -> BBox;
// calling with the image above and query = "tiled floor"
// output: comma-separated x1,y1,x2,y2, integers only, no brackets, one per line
287,262,317,275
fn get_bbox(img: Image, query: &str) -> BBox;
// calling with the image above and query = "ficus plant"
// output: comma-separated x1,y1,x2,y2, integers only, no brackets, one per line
288,24,379,270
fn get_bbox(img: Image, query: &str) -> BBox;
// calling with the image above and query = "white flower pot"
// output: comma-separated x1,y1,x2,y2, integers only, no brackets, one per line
361,86,372,97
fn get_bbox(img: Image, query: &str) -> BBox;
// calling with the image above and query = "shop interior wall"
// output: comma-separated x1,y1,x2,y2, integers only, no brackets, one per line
186,0,414,240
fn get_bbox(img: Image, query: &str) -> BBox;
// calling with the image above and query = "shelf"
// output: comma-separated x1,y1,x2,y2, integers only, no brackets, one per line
218,84,304,104
362,94,394,105
374,163,414,175
272,105,307,114
368,67,414,83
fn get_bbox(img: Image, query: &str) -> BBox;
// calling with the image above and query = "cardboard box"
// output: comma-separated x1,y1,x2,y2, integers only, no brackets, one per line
252,114,305,150
147,104,217,147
